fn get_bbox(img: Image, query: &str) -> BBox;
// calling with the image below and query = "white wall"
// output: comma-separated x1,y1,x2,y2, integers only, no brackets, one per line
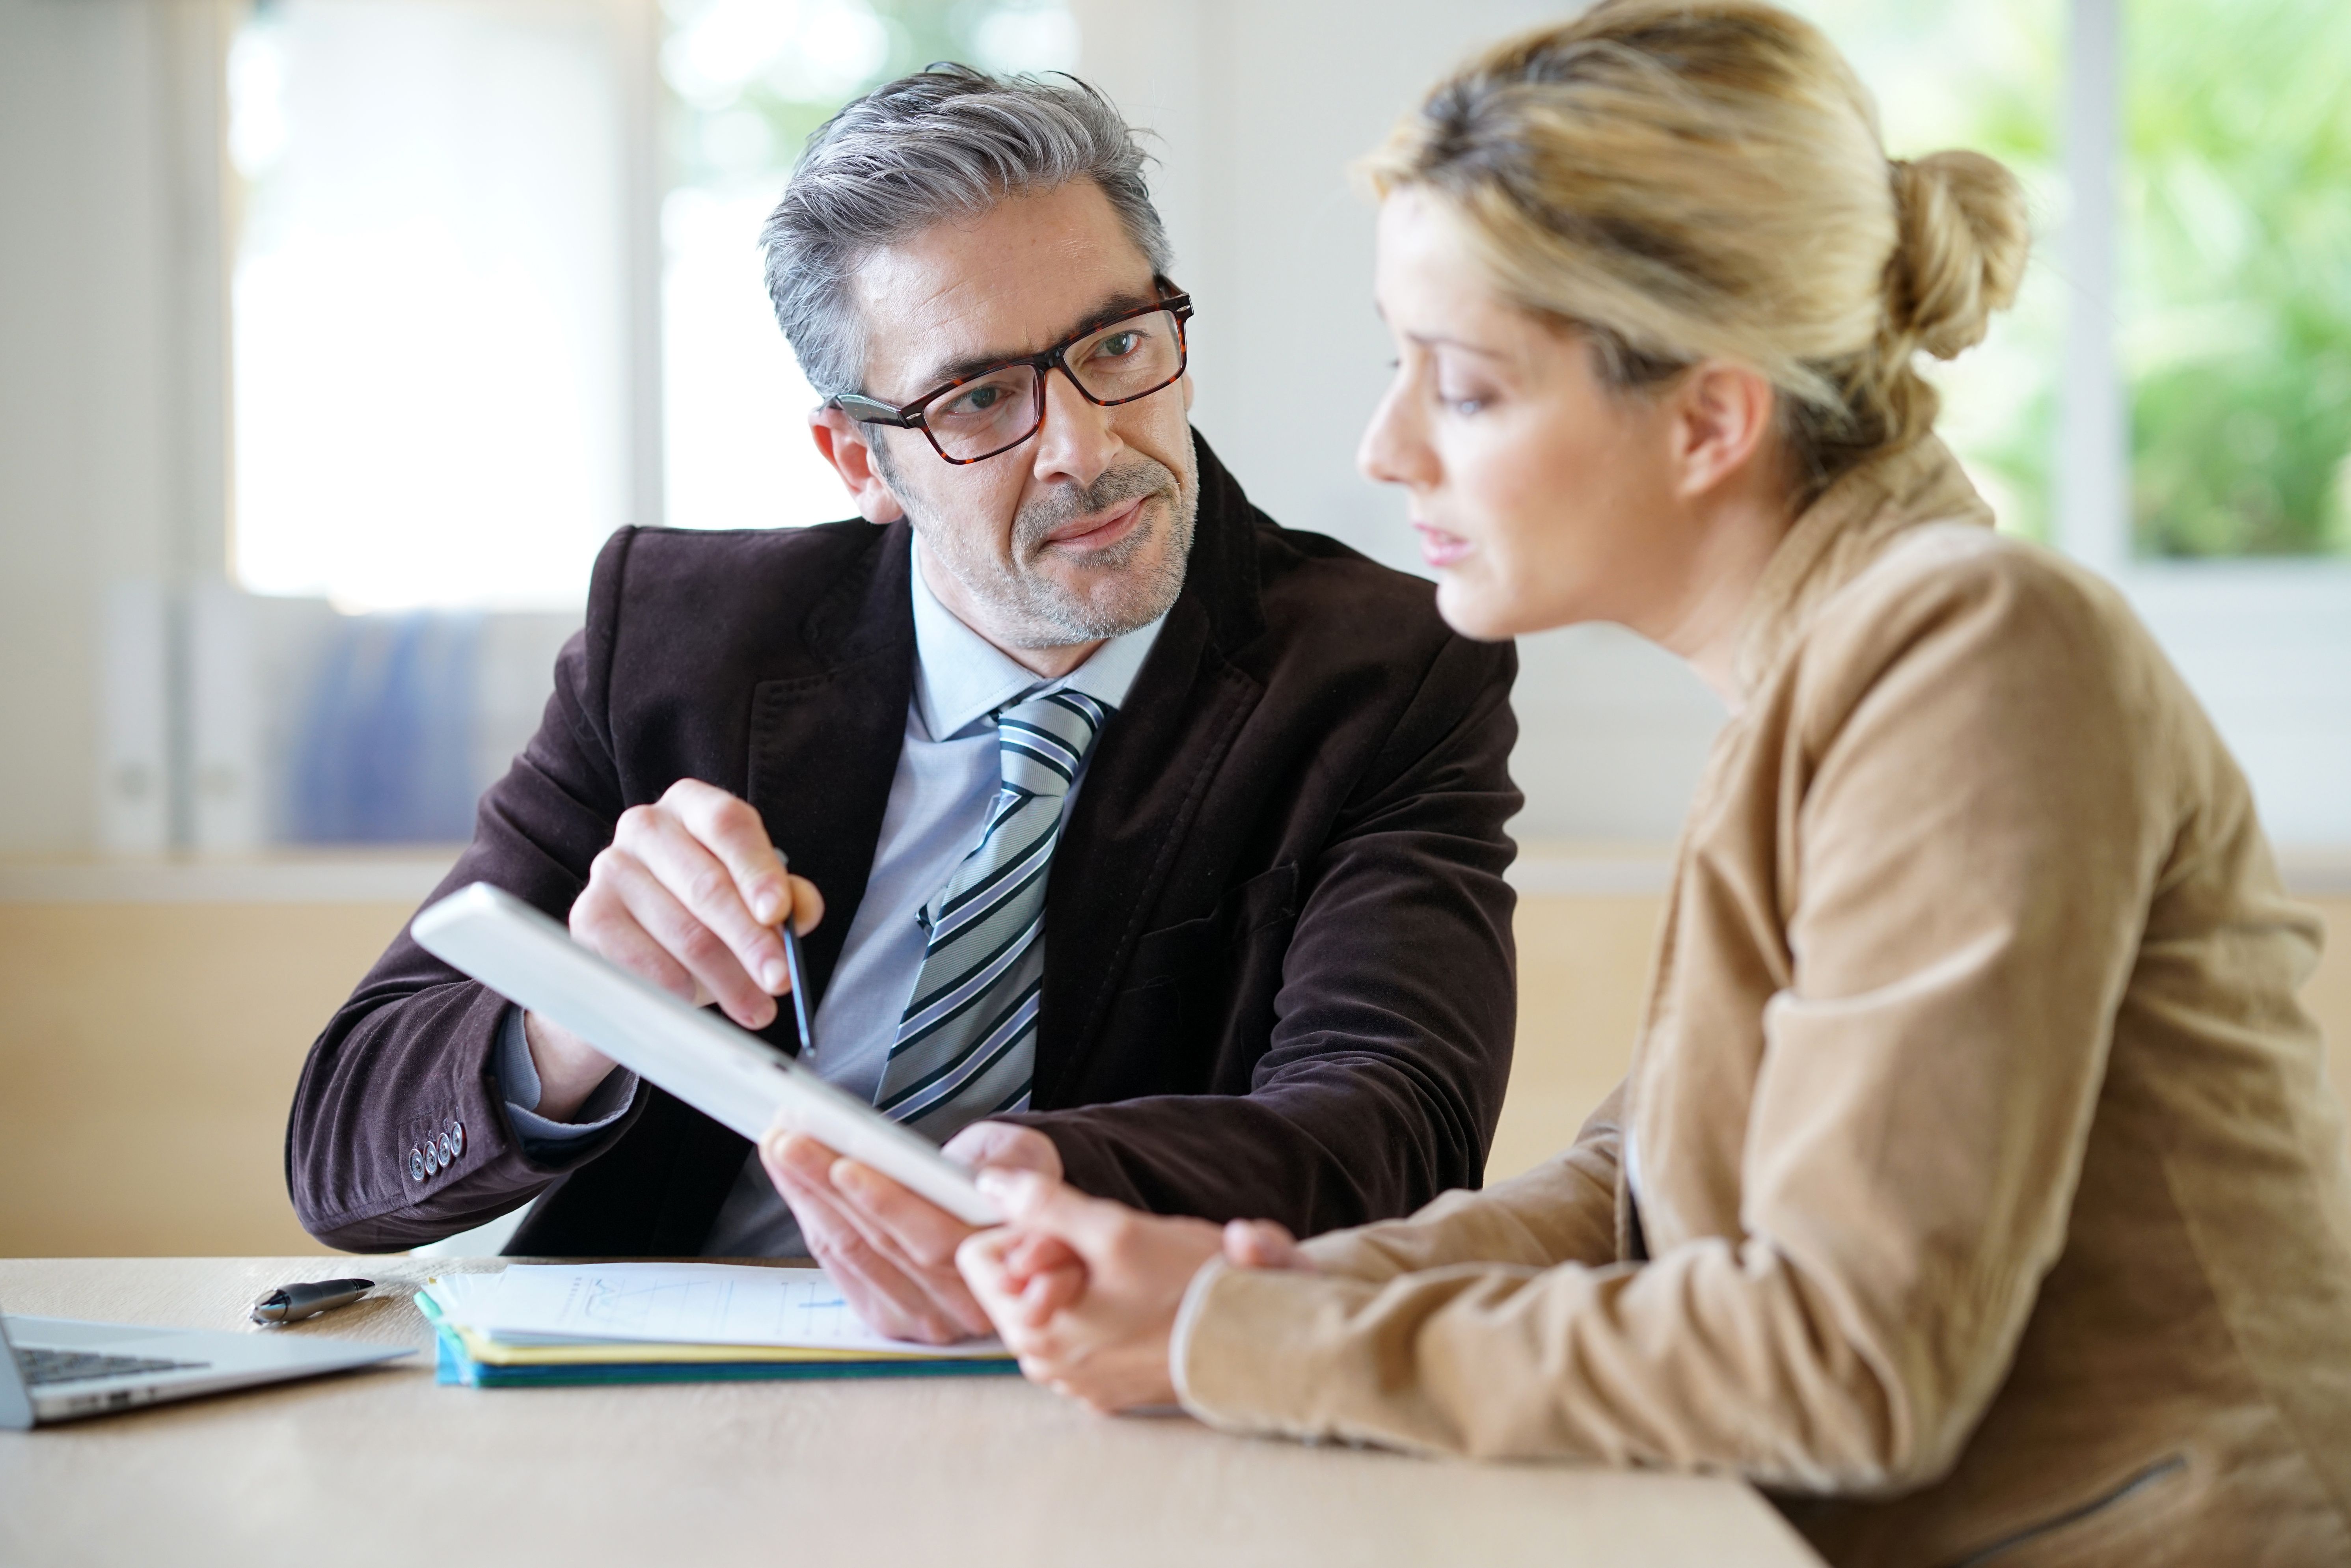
0,0,175,853
1074,0,1729,843
0,0,585,857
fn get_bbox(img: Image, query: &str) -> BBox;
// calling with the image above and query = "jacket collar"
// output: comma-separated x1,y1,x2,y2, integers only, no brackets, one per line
1731,435,1995,702
1036,432,1271,1102
1179,433,1270,659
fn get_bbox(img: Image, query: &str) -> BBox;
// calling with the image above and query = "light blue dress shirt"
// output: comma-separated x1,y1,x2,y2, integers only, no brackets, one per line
497,545,1165,1257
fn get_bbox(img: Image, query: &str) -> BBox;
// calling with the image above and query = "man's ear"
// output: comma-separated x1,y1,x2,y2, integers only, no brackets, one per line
1668,361,1778,500
810,408,908,524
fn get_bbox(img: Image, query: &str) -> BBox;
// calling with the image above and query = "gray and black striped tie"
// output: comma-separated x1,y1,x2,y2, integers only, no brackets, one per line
874,688,1108,1143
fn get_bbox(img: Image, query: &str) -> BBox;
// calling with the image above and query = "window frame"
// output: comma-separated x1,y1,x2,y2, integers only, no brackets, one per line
2059,0,2351,845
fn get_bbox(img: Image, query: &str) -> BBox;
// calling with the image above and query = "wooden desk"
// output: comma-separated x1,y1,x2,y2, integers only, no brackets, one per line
0,1257,1824,1566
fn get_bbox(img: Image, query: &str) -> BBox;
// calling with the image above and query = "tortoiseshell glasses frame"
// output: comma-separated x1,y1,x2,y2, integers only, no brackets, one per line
826,278,1194,465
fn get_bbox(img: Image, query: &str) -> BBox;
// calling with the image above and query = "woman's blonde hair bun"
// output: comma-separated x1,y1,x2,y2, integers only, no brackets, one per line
1364,0,2034,493
1886,151,2031,361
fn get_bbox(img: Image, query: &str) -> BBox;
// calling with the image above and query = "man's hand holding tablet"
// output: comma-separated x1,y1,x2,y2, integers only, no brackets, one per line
760,1121,1064,1345
413,778,1062,1345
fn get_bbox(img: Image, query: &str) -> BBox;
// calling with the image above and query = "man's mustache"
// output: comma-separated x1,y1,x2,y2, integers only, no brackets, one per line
1013,460,1177,553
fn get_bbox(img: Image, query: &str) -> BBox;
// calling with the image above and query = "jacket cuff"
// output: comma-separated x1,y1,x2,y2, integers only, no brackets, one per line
1170,1258,1386,1444
1298,1226,1403,1281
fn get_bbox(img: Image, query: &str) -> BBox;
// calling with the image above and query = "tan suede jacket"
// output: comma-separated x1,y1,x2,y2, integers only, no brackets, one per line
1170,439,2351,1567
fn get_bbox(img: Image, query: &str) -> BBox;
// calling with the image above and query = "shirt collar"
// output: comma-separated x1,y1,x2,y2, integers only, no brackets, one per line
909,545,1168,742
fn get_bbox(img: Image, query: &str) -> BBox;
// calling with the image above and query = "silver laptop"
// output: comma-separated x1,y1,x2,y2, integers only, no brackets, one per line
1,1300,413,1427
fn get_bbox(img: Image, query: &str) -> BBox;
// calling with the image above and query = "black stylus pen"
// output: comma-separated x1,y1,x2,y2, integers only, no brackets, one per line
776,855,815,1059
250,1278,374,1324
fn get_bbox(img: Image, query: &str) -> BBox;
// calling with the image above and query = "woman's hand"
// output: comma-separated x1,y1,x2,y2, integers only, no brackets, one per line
956,1170,1315,1412
758,1120,1064,1345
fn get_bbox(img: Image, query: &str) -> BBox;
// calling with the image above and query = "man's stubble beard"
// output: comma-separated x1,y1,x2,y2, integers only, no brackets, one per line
892,445,1199,650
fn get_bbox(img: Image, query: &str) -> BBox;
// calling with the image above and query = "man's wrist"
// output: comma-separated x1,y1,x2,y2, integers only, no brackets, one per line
522,1010,620,1123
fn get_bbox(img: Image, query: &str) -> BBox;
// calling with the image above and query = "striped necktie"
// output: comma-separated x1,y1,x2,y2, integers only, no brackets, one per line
874,688,1109,1143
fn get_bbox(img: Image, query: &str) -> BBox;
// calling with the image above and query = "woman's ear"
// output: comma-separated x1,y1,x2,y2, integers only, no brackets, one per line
810,408,909,524
1668,361,1779,500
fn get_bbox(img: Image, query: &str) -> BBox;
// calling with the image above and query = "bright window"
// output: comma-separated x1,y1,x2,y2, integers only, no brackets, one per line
215,0,1081,845
1787,0,2065,541
1794,0,2351,568
1782,0,2351,847
228,0,639,613
658,0,1079,532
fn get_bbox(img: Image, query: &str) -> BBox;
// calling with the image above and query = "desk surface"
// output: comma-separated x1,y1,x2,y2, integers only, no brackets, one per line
0,1257,1822,1567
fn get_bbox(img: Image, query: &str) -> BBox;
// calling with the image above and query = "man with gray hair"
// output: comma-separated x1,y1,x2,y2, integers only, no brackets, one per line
290,65,1522,1344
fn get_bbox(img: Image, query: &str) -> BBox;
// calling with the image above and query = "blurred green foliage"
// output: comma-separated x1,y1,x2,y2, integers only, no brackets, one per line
1906,7,2064,548
1792,0,2065,543
1733,0,2351,559
2125,0,2351,557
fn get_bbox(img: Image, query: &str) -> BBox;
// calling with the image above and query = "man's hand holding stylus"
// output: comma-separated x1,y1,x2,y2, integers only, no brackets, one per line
523,778,823,1121
525,775,1065,1345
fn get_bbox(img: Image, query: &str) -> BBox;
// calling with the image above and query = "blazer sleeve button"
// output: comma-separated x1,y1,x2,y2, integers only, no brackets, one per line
450,1121,466,1158
409,1147,426,1181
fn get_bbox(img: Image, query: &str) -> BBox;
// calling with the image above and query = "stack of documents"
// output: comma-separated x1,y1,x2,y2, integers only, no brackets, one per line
417,1261,1019,1387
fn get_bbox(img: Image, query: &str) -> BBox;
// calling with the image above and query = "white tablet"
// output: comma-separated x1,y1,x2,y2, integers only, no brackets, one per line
411,882,1003,1227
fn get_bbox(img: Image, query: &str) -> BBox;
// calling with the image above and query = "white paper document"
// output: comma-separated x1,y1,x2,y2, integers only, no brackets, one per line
464,1263,1008,1358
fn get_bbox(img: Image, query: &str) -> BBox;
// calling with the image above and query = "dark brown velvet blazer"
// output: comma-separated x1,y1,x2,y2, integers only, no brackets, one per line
286,434,1521,1255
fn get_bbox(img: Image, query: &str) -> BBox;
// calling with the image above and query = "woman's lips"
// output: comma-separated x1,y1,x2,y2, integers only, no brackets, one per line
1414,522,1473,569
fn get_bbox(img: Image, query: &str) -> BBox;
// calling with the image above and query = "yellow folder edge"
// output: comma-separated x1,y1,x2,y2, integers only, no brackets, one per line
444,1321,1013,1369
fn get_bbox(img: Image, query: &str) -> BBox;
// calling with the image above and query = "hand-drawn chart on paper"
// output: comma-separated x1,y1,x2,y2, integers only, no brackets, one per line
471,1262,1006,1356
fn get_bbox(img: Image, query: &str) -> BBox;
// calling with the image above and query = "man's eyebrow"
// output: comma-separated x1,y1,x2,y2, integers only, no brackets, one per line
912,285,1163,390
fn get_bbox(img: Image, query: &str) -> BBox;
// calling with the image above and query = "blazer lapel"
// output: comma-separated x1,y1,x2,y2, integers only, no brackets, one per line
1035,435,1268,1105
743,520,918,1049
614,523,911,1253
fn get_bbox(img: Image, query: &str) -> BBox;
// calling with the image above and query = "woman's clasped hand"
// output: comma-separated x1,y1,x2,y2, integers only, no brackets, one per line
957,1171,1311,1411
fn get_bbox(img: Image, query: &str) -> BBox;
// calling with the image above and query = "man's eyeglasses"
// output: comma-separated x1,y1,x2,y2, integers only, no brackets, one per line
827,279,1194,465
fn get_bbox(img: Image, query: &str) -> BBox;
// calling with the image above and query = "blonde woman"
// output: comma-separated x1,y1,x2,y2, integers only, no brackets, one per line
935,2,2351,1561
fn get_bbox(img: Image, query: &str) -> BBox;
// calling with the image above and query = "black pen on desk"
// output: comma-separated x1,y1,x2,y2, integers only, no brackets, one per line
251,1278,373,1325
775,856,816,1060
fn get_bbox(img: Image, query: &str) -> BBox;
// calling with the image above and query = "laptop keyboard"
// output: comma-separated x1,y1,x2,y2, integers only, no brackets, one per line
14,1346,210,1386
